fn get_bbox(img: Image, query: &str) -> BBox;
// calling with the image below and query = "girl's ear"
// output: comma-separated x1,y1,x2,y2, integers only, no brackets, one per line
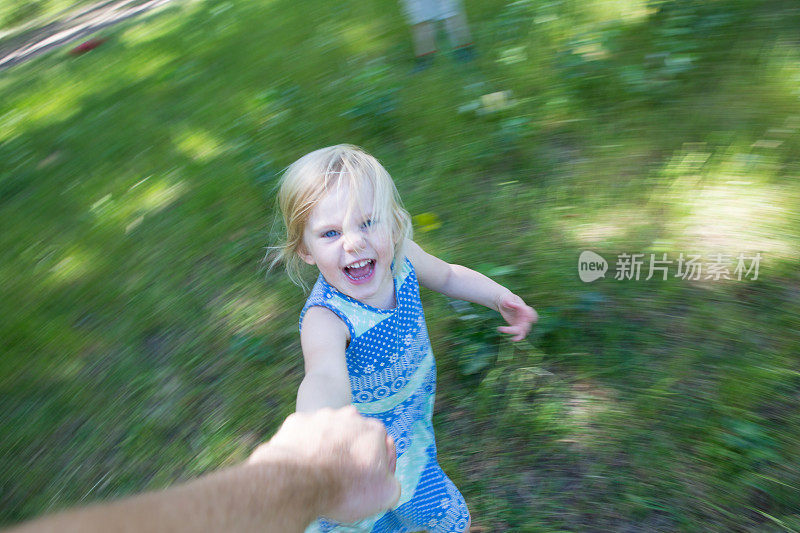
298,245,315,266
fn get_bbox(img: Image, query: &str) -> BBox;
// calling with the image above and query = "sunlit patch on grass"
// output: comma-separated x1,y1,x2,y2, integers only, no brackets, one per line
90,177,187,230
497,45,527,65
583,0,652,24
339,20,384,55
668,182,795,258
48,248,94,284
1,61,147,141
763,41,800,100
660,147,798,262
137,179,187,213
173,128,223,161
573,41,608,61
0,81,85,141
558,206,653,246
210,291,276,335
23,84,85,126
119,11,180,46
125,216,144,233
573,220,628,244
0,109,30,141
125,50,177,79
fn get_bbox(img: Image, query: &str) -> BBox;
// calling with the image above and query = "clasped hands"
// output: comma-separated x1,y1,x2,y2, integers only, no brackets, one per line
249,406,401,523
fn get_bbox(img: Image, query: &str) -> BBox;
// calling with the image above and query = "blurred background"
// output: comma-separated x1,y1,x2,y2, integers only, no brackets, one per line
1,0,799,530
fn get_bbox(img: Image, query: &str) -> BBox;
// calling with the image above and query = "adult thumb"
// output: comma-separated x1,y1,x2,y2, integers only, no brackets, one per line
385,474,401,509
383,435,401,509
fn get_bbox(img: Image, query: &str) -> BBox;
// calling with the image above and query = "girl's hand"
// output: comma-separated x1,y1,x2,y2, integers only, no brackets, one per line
496,292,538,341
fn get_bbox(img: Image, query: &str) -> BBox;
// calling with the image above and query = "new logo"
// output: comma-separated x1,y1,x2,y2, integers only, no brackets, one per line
578,251,608,283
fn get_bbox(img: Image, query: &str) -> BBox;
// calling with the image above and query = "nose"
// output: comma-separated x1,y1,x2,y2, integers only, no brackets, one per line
342,230,366,253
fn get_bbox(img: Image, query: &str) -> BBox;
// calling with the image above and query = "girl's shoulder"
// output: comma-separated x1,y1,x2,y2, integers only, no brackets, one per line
299,275,356,341
300,304,351,344
399,239,448,292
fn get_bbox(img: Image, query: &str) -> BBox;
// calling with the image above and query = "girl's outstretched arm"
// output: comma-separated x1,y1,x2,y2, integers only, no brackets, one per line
404,240,537,341
296,306,352,412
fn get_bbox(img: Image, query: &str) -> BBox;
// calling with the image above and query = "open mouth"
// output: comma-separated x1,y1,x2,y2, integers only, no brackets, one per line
343,259,375,283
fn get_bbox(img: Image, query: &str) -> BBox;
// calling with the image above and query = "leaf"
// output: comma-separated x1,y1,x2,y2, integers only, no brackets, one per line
457,342,496,375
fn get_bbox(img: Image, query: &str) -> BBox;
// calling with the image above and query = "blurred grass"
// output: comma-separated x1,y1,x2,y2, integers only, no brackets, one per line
1,0,800,530
0,0,98,33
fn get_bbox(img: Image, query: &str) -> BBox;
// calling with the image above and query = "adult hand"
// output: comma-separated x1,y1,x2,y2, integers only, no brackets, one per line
496,292,538,341
249,406,401,523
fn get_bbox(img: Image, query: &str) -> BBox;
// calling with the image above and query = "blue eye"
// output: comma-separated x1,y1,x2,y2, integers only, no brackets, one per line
361,218,375,229
322,229,339,238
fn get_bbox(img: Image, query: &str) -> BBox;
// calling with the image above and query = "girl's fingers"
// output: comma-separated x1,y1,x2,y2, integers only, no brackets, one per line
498,325,521,336
499,295,537,340
499,324,531,341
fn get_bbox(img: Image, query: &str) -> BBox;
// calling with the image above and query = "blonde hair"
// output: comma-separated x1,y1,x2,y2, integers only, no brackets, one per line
270,144,412,289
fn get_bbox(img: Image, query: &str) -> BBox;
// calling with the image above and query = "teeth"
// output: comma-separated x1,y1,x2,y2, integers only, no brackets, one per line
347,259,371,269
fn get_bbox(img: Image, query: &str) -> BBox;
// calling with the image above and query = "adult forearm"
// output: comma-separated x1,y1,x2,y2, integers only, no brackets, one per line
7,408,400,533
9,459,321,533
442,264,512,311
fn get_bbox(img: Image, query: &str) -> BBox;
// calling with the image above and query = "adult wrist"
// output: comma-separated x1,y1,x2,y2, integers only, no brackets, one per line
247,445,337,525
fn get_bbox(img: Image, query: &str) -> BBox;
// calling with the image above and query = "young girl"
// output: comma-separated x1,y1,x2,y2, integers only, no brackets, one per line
273,145,537,533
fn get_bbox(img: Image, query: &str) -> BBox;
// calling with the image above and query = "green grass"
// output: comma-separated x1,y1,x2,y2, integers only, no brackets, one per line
1,0,98,33
2,0,800,530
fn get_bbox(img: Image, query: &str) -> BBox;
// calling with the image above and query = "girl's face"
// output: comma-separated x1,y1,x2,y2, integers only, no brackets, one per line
300,182,396,310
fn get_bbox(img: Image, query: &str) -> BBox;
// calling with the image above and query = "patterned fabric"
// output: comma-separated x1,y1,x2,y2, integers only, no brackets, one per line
300,258,470,533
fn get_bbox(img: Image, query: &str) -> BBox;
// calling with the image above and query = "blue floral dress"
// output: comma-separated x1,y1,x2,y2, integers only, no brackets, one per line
300,257,470,533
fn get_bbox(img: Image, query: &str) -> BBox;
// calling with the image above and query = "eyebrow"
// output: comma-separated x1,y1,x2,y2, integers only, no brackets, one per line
311,224,338,234
300,219,328,235
308,214,373,234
